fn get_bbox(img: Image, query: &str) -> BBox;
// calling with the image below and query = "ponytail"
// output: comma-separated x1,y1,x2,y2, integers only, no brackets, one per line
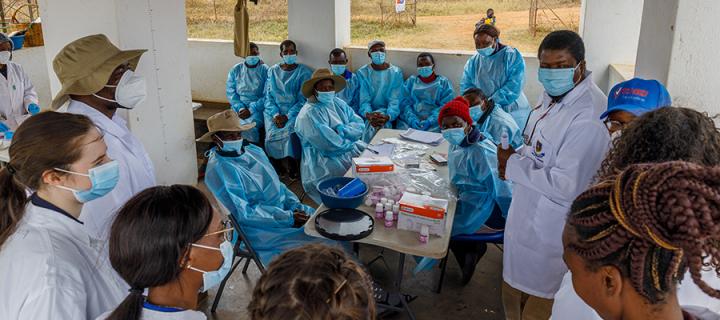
105,289,145,320
0,166,30,248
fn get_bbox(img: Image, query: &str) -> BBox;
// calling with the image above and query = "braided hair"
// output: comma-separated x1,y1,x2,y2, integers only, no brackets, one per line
567,161,720,304
248,244,375,320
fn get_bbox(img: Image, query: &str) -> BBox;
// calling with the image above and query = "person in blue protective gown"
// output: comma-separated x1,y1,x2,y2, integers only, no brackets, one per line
295,69,367,205
226,42,269,146
355,40,404,142
328,48,361,114
415,97,511,283
200,110,335,266
463,87,522,148
397,52,455,133
264,40,313,178
461,24,530,128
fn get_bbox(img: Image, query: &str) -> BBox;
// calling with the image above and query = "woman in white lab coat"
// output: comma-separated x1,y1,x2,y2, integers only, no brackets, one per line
51,34,156,241
496,30,610,319
552,107,720,319
0,112,126,319
0,33,39,131
97,185,231,320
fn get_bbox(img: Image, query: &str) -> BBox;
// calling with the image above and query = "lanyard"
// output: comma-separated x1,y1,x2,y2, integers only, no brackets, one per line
522,101,558,146
143,301,185,313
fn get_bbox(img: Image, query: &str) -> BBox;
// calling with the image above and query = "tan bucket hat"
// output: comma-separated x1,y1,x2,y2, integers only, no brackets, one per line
301,68,347,99
196,109,256,143
51,34,147,110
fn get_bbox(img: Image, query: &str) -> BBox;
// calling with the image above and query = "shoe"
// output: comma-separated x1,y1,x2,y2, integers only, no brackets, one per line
460,252,479,285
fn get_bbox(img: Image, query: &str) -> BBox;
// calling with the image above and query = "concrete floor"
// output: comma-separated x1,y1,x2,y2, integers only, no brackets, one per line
197,176,506,320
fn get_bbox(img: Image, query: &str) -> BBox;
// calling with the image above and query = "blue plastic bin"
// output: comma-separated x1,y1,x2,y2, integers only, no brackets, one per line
10,35,25,50
317,177,368,209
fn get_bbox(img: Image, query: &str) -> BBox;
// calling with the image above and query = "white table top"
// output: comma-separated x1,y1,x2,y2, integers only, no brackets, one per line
304,129,456,259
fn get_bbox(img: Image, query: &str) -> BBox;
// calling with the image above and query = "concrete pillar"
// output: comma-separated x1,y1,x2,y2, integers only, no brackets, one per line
635,0,720,114
288,0,351,69
38,0,197,185
580,0,644,93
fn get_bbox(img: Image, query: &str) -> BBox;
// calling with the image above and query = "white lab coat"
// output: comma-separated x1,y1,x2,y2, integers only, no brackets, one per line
503,73,610,299
0,202,126,319
0,61,38,129
552,269,720,319
67,100,156,240
96,308,207,320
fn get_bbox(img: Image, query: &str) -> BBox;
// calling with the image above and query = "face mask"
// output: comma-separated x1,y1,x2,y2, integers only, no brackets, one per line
188,240,233,292
218,136,243,153
538,65,579,97
0,51,11,65
469,105,483,120
417,66,434,78
442,127,467,146
476,43,495,57
282,54,297,65
54,160,120,203
316,91,335,104
330,64,347,76
245,55,260,66
370,51,386,65
93,70,147,109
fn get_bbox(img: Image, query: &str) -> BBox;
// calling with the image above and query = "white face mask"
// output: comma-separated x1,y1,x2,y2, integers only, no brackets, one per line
93,70,147,109
0,51,11,65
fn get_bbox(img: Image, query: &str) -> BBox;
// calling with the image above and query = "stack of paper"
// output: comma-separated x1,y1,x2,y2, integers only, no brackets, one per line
361,143,396,157
399,129,444,146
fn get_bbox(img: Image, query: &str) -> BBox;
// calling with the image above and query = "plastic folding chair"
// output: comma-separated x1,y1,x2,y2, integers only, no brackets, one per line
434,230,504,293
210,200,266,312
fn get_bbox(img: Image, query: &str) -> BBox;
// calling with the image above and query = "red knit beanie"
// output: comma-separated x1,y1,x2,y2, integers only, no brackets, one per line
438,96,472,126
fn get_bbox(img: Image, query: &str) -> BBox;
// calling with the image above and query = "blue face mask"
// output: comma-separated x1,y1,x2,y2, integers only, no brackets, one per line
538,65,579,97
330,64,347,76
245,55,260,66
442,127,467,146
282,54,297,65
316,91,335,104
188,240,234,292
477,44,495,57
469,105,483,121
417,66,434,78
370,51,386,65
54,160,120,203
217,136,244,153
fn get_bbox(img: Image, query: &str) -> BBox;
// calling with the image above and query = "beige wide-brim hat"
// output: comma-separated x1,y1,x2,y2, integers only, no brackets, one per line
51,34,147,110
301,68,347,99
196,109,256,143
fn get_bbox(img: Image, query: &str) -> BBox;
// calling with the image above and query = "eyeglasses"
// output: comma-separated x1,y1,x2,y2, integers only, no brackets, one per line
604,119,626,132
204,219,235,242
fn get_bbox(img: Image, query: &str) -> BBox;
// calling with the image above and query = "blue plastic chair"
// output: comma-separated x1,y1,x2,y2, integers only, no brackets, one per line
434,230,504,293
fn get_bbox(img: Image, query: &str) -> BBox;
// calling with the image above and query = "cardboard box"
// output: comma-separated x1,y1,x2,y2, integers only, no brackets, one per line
353,156,395,174
397,192,448,236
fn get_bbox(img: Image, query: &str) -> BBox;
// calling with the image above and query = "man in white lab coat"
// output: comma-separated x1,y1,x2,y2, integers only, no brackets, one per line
497,30,610,320
51,34,156,240
0,32,39,131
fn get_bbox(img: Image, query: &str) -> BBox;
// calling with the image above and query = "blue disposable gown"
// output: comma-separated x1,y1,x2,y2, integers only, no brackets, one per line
263,64,313,159
226,62,270,143
356,64,405,142
205,144,336,265
460,45,531,128
294,97,367,204
397,75,455,133
474,106,524,149
337,71,361,114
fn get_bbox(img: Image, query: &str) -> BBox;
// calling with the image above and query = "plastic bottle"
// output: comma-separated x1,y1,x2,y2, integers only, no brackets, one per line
380,197,388,206
375,203,384,219
392,204,400,221
500,128,509,150
384,211,394,228
419,225,429,244
364,197,374,207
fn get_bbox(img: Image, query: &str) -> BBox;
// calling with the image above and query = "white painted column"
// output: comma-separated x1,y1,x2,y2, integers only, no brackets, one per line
38,0,197,185
635,0,720,114
580,0,644,92
288,0,351,69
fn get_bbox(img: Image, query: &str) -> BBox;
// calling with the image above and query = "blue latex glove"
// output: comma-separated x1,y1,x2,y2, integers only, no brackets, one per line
421,120,432,131
28,103,40,115
0,122,9,132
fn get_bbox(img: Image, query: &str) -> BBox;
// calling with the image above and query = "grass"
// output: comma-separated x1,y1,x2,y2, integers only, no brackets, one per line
185,0,581,53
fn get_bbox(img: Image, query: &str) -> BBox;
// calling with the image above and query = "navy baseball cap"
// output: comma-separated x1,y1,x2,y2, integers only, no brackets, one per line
601,78,672,119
